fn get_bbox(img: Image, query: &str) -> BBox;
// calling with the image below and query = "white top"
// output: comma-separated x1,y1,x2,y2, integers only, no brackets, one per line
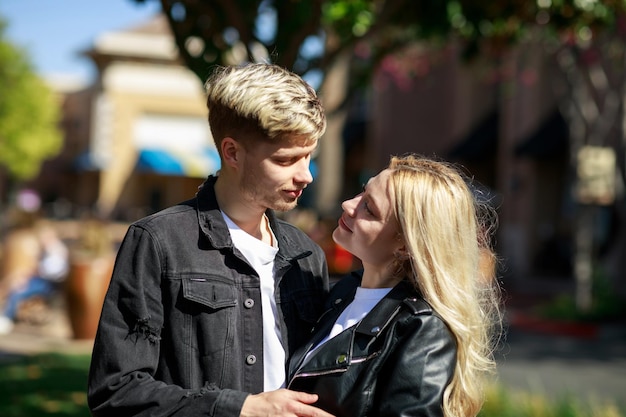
222,212,284,391
306,286,393,361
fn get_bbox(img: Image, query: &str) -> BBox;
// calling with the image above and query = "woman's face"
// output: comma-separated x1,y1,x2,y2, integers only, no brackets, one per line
332,169,404,270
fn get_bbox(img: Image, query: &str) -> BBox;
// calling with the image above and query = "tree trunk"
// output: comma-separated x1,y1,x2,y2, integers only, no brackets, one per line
315,51,352,217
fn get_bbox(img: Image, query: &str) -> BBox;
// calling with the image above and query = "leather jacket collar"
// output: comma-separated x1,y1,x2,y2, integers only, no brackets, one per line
289,277,430,376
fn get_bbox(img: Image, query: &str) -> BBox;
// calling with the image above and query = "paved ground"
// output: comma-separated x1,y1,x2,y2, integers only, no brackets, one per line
0,296,94,359
495,321,626,408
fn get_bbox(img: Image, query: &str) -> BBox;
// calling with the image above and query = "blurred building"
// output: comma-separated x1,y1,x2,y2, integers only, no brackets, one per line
32,15,218,221
366,41,621,292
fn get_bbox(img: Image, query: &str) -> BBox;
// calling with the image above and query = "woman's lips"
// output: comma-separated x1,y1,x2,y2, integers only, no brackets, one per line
338,215,352,232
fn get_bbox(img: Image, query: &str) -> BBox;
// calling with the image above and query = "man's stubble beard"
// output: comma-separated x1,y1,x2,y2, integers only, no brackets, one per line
239,171,299,213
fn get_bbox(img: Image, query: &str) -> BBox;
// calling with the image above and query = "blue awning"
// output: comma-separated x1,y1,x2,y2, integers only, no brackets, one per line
136,147,221,178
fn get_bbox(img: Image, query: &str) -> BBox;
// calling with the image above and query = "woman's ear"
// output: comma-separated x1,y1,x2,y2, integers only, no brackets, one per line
221,137,240,169
394,246,410,261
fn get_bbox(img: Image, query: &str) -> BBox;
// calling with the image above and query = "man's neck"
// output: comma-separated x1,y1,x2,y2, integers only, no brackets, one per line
214,175,268,242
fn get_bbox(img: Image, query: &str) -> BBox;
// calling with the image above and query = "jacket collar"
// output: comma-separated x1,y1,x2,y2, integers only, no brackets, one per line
354,280,420,337
195,175,313,263
290,278,427,376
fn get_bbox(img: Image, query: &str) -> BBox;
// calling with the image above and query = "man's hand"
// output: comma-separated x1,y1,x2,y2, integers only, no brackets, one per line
240,389,335,417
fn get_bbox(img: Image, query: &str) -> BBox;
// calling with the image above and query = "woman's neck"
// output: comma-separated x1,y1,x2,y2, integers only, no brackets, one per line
361,264,403,289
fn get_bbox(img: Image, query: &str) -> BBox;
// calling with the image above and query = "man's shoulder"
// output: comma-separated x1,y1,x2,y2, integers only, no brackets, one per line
275,218,316,243
132,198,198,229
274,218,327,261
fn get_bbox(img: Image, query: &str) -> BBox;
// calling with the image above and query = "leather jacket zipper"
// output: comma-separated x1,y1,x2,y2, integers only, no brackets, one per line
288,367,347,388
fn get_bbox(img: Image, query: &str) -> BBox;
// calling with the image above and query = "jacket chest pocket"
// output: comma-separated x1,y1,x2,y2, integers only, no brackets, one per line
180,276,238,356
183,276,238,309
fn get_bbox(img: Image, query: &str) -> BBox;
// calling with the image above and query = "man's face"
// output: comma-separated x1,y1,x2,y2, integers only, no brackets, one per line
239,136,317,212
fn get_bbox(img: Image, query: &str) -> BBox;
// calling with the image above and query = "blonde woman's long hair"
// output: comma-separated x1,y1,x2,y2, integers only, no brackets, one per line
388,154,502,417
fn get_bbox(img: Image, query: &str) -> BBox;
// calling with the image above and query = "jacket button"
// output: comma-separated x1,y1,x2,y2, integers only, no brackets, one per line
336,354,348,365
246,354,257,365
371,326,381,334
334,298,342,305
244,298,255,308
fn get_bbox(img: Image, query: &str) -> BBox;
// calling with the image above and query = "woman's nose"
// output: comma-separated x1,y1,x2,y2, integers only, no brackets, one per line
341,195,360,216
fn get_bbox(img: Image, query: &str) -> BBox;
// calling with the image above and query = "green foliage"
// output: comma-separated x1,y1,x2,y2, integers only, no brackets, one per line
537,273,626,322
0,18,63,181
135,0,626,81
322,0,374,39
0,353,91,417
480,383,625,417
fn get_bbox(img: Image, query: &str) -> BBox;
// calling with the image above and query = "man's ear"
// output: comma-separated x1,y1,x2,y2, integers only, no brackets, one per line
221,137,240,169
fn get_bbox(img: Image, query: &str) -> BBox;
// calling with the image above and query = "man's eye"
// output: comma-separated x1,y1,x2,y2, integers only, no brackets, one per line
364,201,373,215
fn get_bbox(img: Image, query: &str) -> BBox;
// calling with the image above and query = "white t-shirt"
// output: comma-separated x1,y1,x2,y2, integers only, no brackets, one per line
221,212,284,391
306,286,392,361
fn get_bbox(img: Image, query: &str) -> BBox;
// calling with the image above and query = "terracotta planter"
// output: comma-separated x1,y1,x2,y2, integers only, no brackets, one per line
65,256,114,339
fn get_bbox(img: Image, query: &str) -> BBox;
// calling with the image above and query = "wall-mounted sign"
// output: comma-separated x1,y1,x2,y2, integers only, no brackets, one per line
576,145,616,205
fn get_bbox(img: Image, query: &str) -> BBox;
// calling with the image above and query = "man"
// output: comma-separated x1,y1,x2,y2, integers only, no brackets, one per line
88,63,333,417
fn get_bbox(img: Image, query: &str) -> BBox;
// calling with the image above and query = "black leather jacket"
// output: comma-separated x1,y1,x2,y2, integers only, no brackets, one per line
88,176,329,417
287,271,456,417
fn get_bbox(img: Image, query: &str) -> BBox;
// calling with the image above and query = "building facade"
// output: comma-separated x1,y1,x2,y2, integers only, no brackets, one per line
34,16,218,221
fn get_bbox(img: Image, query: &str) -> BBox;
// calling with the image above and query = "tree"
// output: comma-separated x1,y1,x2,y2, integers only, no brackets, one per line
0,18,63,198
133,0,626,309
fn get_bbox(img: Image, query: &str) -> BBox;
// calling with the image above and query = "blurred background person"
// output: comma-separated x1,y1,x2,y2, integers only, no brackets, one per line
0,190,69,334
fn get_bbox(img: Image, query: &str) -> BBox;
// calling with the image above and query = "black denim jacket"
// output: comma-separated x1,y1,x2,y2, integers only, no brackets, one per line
88,176,329,417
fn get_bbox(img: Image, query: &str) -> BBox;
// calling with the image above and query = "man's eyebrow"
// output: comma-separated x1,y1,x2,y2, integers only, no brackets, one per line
275,145,317,157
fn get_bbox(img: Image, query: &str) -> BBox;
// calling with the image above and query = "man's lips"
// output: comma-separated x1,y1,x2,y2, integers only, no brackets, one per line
285,189,303,199
338,215,352,232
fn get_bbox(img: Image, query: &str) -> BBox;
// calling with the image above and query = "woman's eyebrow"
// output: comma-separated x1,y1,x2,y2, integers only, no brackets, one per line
364,184,383,214
367,195,382,214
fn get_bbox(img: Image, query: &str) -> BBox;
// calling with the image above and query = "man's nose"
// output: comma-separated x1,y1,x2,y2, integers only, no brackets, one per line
294,159,313,185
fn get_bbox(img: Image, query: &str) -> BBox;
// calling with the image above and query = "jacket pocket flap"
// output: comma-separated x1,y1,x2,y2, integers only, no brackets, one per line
182,276,238,309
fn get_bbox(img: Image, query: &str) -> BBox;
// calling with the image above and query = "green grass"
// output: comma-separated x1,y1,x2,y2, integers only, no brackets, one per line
480,384,625,417
0,353,91,417
0,353,623,417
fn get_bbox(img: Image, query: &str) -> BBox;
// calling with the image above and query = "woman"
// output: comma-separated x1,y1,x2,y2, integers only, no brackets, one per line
288,154,502,417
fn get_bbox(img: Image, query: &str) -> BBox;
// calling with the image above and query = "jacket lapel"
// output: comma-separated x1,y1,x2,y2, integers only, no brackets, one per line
354,282,412,338
291,281,416,376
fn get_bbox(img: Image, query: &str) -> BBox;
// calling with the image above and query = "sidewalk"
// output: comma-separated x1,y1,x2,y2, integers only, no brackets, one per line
496,323,626,408
497,280,626,408
0,296,94,360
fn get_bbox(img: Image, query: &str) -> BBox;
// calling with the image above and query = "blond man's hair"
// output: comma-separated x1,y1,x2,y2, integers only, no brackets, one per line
388,154,502,417
204,63,326,152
